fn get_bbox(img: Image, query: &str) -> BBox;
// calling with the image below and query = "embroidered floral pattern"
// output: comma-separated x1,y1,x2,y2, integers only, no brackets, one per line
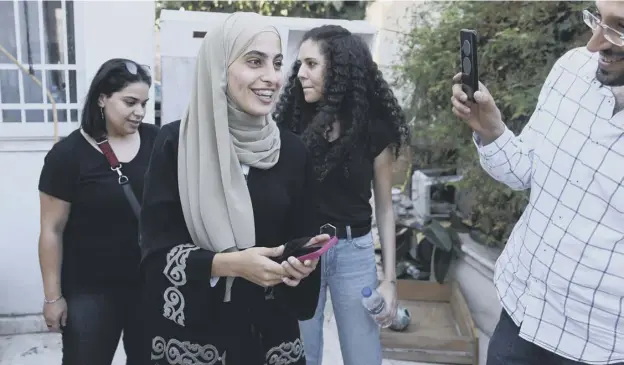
162,243,199,326
265,338,305,365
151,336,226,365
162,286,186,326
163,243,200,285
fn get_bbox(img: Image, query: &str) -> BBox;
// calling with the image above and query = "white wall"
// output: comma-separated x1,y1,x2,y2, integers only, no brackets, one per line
77,1,157,126
0,0,155,326
158,10,377,124
366,0,430,105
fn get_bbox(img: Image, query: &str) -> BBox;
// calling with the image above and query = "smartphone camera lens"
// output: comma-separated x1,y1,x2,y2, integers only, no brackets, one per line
463,57,472,76
462,40,471,56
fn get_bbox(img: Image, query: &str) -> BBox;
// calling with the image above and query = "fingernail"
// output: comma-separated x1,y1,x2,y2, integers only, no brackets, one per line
304,260,311,266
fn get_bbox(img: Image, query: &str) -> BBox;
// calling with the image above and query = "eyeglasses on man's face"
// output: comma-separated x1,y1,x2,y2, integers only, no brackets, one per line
583,9,624,47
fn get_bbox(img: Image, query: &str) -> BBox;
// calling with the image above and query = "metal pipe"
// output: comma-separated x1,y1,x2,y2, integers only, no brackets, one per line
0,43,59,142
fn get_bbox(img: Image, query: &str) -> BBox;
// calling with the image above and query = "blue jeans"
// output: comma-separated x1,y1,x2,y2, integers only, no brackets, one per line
299,229,381,365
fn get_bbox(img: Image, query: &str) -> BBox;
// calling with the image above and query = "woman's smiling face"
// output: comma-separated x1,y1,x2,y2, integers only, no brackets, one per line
227,32,284,117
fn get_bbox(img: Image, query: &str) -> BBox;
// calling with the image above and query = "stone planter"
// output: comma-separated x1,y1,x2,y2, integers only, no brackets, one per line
449,233,502,337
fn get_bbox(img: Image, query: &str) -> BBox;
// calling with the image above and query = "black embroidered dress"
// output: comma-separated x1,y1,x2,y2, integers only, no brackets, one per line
139,121,320,365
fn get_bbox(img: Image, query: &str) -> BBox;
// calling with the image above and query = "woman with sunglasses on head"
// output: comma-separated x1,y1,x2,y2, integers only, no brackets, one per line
139,12,327,365
273,25,410,365
38,58,157,365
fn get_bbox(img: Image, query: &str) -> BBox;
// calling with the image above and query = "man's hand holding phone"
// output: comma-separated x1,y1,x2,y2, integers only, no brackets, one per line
451,73,505,145
453,29,505,146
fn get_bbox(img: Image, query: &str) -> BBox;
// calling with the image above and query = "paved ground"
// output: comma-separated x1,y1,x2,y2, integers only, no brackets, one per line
0,327,445,365
0,315,424,365
0,300,489,365
1,255,490,364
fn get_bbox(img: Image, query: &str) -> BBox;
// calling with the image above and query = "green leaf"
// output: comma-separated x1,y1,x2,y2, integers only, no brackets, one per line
395,1,589,245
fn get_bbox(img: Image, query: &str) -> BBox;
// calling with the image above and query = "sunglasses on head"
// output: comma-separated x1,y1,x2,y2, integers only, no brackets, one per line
123,61,151,77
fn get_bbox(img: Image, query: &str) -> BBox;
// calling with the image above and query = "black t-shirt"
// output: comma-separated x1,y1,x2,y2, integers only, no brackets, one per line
38,123,159,293
315,122,394,229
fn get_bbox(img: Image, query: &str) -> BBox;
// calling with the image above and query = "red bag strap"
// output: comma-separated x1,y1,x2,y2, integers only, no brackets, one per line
94,135,140,217
96,136,121,169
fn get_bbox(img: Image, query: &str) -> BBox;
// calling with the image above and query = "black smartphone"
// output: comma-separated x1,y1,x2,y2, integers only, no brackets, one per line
272,236,314,262
460,29,479,102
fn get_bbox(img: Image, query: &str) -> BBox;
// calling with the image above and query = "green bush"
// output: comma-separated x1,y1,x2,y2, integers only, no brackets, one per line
396,1,591,246
156,1,369,20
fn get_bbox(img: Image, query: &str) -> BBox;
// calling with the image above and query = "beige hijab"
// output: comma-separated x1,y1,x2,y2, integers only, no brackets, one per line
178,12,282,300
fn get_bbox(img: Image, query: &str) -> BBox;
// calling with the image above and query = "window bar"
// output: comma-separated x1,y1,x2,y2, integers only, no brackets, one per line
12,0,25,124
37,0,48,123
0,67,3,124
61,0,71,116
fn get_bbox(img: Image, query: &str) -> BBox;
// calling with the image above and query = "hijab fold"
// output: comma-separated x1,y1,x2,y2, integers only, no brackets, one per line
178,12,282,302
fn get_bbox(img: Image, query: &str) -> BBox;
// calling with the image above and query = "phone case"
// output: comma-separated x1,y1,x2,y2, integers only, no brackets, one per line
272,236,313,262
297,236,339,262
272,236,338,262
460,29,479,101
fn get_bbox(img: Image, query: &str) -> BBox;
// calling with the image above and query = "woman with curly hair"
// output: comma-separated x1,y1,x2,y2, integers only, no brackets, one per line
273,25,410,365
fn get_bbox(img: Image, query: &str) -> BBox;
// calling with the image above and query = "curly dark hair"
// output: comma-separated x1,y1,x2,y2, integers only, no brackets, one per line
273,25,410,181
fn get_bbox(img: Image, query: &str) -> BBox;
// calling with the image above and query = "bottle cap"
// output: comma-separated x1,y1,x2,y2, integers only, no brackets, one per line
361,287,372,297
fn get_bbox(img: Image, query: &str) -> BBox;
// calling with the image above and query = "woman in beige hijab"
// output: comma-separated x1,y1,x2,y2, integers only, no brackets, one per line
138,12,327,365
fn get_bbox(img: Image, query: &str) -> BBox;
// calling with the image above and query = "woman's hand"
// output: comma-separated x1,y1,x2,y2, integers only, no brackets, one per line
280,257,319,287
229,246,288,287
375,280,398,326
280,234,328,287
43,297,67,333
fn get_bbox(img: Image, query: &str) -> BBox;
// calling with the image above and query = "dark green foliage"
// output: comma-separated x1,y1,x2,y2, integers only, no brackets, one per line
396,2,591,246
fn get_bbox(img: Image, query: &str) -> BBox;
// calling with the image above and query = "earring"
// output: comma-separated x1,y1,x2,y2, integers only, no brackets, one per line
100,107,105,121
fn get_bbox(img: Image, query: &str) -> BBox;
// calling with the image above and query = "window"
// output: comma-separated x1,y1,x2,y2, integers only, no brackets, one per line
0,0,78,137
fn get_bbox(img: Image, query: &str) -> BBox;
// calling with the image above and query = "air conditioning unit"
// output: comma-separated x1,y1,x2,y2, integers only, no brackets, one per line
411,168,462,223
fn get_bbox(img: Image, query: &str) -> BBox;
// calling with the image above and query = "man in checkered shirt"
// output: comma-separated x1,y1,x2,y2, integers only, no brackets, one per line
451,2,624,365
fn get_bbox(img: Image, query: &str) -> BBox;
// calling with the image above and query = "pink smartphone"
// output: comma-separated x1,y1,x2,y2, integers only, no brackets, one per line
297,236,339,262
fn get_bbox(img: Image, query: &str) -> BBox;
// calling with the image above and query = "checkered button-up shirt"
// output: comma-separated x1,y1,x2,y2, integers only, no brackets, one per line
475,47,624,364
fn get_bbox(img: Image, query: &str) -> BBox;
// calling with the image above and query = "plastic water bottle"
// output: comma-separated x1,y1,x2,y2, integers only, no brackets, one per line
361,286,392,328
361,287,412,331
